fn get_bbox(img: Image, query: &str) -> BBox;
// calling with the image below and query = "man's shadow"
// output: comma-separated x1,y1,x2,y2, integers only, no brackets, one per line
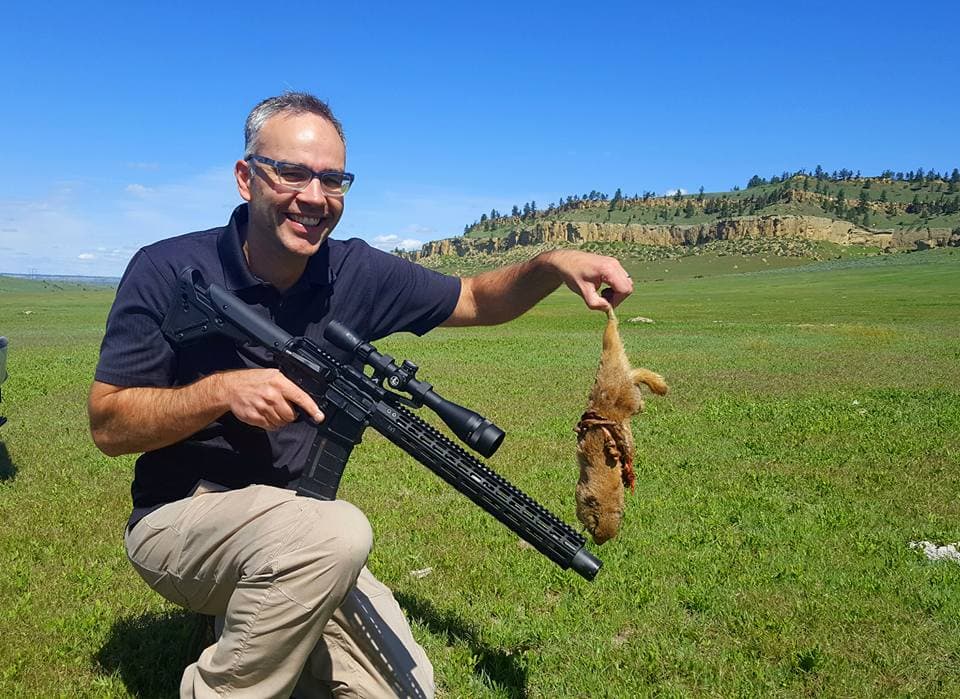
0,440,16,481
97,594,528,698
95,610,211,698
395,591,529,698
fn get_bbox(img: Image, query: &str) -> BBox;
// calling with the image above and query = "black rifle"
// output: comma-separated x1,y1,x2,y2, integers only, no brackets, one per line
162,268,601,581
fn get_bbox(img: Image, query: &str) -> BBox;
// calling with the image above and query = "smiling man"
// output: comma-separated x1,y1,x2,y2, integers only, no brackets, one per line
239,107,348,291
89,92,633,698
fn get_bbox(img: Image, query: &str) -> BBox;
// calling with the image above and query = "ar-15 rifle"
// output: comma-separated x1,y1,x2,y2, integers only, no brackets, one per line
162,268,601,581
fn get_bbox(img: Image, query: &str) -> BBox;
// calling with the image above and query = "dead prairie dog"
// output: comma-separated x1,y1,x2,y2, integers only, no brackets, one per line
575,308,667,544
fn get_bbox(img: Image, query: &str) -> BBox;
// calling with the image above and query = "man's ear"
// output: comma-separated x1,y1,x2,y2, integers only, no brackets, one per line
235,159,253,202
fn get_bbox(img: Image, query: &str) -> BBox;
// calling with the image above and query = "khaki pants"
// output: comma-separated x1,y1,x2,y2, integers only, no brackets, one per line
124,484,434,698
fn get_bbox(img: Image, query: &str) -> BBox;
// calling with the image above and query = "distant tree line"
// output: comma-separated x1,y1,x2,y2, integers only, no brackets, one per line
746,166,960,188
462,166,960,235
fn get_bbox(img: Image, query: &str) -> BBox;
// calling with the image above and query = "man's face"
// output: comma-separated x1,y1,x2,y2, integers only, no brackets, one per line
235,112,346,260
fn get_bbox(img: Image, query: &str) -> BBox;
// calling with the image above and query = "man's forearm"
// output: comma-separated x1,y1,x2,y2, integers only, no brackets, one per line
442,251,564,326
442,249,633,327
88,375,229,456
89,368,323,456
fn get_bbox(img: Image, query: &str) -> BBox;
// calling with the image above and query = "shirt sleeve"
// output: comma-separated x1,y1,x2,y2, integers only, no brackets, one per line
362,244,461,340
94,248,178,387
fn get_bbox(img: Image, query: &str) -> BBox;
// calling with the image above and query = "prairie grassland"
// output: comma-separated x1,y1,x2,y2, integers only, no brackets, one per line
0,249,958,697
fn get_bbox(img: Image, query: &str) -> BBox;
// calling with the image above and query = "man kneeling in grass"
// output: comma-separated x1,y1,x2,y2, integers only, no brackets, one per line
89,91,632,698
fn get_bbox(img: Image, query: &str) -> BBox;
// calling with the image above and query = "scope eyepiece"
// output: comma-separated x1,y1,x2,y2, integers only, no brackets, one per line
324,321,363,353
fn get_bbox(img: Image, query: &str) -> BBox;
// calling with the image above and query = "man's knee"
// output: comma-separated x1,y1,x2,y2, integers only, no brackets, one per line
278,499,373,580
312,499,374,569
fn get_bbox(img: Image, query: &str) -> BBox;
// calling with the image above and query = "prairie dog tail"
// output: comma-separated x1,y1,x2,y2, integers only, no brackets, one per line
632,368,669,395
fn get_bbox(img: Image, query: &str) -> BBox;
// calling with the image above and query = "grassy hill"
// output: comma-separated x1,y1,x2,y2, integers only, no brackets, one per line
412,236,888,279
400,171,960,276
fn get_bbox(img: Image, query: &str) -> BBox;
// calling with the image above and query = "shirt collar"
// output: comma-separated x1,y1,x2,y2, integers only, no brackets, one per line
217,204,335,293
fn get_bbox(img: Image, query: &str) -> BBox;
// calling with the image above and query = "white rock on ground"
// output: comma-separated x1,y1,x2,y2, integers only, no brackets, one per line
910,540,960,563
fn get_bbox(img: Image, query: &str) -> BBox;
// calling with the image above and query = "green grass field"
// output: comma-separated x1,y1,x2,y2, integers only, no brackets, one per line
1,249,959,697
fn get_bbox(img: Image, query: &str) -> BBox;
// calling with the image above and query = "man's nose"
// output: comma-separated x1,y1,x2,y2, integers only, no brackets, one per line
296,176,331,209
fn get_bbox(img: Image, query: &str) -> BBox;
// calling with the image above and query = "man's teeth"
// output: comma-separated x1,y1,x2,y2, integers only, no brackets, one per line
287,213,321,226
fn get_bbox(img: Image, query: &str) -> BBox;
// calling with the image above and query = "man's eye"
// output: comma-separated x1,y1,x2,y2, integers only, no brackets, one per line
320,174,347,190
278,166,311,184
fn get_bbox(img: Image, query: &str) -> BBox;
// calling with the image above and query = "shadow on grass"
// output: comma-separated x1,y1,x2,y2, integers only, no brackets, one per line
0,439,16,481
97,597,529,697
396,591,529,698
95,611,211,698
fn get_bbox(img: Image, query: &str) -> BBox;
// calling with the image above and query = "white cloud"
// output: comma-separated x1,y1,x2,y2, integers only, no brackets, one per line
0,166,239,276
371,234,424,252
339,185,519,251
663,188,688,197
400,224,436,236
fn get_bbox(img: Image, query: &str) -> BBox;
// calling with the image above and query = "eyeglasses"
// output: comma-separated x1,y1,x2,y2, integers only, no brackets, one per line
247,155,355,195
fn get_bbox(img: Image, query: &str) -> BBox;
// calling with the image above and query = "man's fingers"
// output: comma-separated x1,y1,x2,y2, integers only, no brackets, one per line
580,282,612,311
579,265,632,311
223,368,324,428
259,407,290,431
600,264,633,299
601,286,630,309
558,251,634,312
280,380,325,424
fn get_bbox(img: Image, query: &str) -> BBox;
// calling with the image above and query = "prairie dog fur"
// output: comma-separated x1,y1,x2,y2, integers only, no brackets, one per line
575,308,667,544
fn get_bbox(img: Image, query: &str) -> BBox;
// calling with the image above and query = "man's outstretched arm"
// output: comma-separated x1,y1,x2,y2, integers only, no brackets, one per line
88,370,324,456
441,249,633,327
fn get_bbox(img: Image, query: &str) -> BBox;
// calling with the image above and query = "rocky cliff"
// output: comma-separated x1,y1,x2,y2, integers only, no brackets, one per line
403,215,958,261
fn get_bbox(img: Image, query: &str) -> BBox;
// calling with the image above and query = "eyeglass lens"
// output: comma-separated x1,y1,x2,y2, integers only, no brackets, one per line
273,162,351,193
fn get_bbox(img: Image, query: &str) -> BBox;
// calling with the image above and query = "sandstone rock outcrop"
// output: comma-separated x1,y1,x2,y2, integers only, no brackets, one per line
403,215,903,262
891,227,958,250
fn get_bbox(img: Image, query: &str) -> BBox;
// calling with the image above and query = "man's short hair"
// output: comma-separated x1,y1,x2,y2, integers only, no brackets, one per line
244,92,345,158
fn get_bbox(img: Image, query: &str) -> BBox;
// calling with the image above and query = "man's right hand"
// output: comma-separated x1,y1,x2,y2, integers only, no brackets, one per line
89,368,324,456
219,368,324,430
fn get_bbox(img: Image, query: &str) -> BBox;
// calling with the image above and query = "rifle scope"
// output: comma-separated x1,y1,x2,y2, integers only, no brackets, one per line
324,321,506,458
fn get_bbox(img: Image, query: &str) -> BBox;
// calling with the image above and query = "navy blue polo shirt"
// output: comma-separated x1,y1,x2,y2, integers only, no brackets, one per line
95,204,461,526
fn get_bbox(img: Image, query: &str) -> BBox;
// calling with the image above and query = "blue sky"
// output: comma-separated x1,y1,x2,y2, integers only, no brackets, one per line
1,1,957,276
